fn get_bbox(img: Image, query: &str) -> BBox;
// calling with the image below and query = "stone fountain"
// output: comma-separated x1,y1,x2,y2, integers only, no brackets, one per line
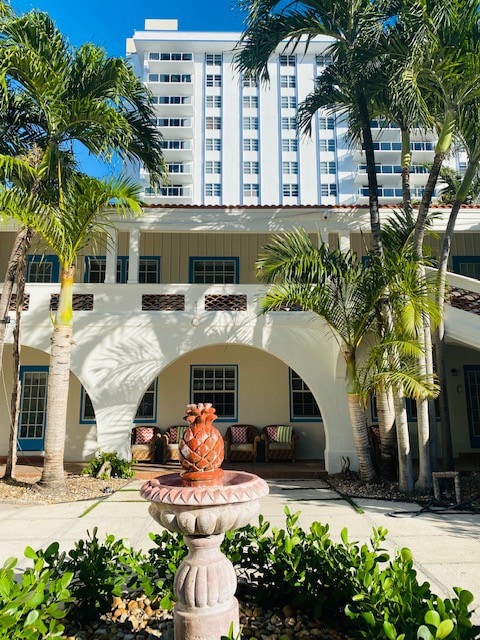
140,403,269,640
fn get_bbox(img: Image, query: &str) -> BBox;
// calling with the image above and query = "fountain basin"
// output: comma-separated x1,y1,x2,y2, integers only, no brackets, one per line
140,471,269,536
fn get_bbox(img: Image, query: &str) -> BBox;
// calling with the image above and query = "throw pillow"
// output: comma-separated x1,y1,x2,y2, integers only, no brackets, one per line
135,426,154,444
230,426,249,444
276,425,293,443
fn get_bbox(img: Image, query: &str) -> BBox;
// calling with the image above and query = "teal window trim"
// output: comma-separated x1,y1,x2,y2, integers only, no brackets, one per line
80,379,158,424
27,255,59,283
189,257,239,284
289,368,322,422
190,364,238,422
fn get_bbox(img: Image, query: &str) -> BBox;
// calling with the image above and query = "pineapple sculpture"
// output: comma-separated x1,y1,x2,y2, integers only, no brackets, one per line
179,403,224,486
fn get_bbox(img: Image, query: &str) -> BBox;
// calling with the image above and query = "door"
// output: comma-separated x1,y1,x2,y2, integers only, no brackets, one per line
465,365,480,448
18,367,48,451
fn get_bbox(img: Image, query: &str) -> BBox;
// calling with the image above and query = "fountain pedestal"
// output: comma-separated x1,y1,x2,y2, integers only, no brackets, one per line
141,404,269,640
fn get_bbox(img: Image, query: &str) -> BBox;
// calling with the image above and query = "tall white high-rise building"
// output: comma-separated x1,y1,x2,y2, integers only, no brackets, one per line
127,19,465,207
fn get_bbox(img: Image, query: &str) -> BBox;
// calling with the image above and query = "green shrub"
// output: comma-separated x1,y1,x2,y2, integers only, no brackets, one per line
0,550,72,640
81,450,134,479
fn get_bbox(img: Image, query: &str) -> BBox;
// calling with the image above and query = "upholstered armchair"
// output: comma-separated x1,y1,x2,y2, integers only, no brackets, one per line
161,425,189,463
224,425,260,462
131,426,162,462
262,425,298,462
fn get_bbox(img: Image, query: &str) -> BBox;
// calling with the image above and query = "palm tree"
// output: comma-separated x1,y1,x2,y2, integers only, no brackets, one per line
33,174,142,488
256,229,381,481
434,102,480,470
235,0,396,259
0,9,166,369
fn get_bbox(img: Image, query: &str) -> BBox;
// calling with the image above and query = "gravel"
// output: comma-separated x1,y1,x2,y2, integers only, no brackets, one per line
0,474,130,504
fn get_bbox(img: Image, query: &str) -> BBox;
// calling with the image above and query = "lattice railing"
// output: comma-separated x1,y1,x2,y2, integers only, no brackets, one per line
50,294,94,311
449,287,480,315
142,294,185,311
204,294,247,311
9,294,30,311
270,303,304,312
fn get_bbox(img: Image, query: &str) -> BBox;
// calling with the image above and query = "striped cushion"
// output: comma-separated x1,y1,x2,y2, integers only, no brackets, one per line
134,427,154,444
267,425,292,443
167,425,188,444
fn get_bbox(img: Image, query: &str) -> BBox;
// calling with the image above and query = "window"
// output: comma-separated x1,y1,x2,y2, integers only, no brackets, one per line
153,96,191,105
282,138,298,152
452,257,480,280
206,74,222,87
190,257,238,284
242,77,257,87
150,52,192,61
80,381,157,423
18,367,49,450
84,256,160,284
243,96,259,108
281,96,297,109
319,139,336,152
316,54,333,66
167,163,189,174
206,138,222,151
206,54,222,65
243,117,259,130
243,138,259,152
280,54,296,66
319,116,335,130
27,255,59,283
283,183,299,197
290,369,321,420
320,161,337,174
149,73,192,83
160,140,191,150
321,183,338,197
280,75,296,88
243,161,259,174
206,116,222,130
191,365,237,421
155,118,190,128
465,366,480,446
206,160,221,174
205,183,222,197
281,117,296,130
206,95,222,108
139,258,161,284
243,183,260,197
282,161,298,174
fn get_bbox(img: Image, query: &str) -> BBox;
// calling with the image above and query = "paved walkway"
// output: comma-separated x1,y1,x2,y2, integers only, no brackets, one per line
0,478,479,624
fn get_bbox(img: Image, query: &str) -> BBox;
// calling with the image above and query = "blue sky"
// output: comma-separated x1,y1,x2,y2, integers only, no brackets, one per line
12,0,246,176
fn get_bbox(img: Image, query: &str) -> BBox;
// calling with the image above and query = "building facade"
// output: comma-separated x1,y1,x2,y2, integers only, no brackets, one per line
127,19,465,208
0,21,479,473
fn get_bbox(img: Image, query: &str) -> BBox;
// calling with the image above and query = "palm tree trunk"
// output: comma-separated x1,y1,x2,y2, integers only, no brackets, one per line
347,394,376,482
415,307,433,491
413,114,455,256
394,391,414,492
356,88,383,259
401,128,412,214
376,388,397,482
4,262,27,479
433,162,477,470
0,227,34,373
40,264,74,489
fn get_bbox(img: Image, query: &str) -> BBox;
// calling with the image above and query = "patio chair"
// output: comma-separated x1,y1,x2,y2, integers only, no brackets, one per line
262,425,298,462
161,425,189,463
224,425,260,462
131,426,162,462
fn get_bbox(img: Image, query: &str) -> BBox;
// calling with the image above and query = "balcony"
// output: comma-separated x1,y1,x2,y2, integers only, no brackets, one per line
151,95,194,116
354,164,430,184
146,73,193,96
152,118,193,139
143,185,193,204
147,52,194,73
356,186,435,203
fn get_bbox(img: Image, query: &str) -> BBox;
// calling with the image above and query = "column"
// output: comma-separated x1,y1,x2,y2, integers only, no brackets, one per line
105,230,118,284
338,231,350,253
127,228,140,284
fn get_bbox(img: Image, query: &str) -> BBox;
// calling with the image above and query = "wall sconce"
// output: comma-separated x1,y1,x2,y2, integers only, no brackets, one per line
450,368,459,377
